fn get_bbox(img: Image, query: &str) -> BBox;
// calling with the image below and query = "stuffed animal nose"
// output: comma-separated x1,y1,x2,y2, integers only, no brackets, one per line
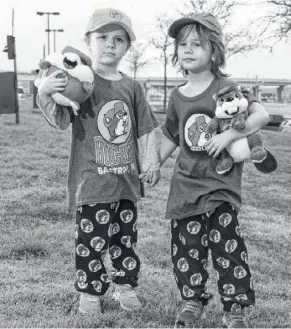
226,97,234,102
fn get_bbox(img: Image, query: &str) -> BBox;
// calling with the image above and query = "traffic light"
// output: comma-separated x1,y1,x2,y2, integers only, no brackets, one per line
7,35,15,59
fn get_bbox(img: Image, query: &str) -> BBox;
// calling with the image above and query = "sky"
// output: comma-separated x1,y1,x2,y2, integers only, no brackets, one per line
0,0,290,80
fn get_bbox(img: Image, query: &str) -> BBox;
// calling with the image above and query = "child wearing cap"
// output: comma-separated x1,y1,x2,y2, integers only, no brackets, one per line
36,8,160,315
155,12,270,328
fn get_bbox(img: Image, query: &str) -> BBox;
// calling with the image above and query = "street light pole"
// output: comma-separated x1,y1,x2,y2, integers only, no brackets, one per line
47,14,50,55
36,11,60,55
45,29,64,52
12,9,19,124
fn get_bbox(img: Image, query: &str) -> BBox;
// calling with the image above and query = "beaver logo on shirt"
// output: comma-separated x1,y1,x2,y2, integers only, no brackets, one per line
184,114,212,151
103,102,129,141
97,100,131,145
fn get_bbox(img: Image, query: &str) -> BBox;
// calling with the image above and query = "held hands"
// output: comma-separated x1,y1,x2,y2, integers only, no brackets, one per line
205,130,234,158
38,69,68,96
139,169,161,187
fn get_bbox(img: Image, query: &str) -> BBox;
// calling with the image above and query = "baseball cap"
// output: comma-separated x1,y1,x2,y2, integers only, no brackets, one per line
85,8,136,41
168,12,222,38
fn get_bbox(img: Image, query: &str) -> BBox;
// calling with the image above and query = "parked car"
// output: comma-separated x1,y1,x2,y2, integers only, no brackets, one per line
268,96,276,102
278,118,291,133
17,86,25,102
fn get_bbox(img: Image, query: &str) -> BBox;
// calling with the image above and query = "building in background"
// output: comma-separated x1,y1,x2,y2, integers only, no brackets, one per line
15,71,291,107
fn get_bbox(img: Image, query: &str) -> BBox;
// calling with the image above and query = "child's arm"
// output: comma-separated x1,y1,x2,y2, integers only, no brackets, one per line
37,70,72,130
159,135,178,166
205,102,270,158
138,129,161,187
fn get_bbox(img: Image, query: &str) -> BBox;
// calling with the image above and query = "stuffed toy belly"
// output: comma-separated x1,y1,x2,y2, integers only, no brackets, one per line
227,138,251,162
46,65,91,104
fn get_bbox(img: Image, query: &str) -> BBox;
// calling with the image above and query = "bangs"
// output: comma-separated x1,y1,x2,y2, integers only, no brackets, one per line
176,24,210,49
172,21,228,78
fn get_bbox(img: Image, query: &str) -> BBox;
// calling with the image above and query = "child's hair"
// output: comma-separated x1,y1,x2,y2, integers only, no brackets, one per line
172,23,228,78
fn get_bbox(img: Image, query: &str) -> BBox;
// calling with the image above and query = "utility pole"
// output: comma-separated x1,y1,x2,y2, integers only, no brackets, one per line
45,29,64,52
36,11,60,55
10,9,19,124
1,9,19,123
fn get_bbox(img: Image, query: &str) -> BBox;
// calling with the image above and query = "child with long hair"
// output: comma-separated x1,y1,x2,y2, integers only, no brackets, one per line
158,12,270,328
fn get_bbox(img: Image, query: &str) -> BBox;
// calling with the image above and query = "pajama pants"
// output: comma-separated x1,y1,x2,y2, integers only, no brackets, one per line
171,203,255,312
75,199,140,296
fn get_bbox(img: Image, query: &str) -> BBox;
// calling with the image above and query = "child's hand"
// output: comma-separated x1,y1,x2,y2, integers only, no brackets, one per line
38,69,68,96
139,171,151,183
139,169,161,187
205,130,234,158
150,169,161,187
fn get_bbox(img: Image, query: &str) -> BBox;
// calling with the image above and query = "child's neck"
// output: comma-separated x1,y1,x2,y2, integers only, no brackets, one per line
180,70,215,98
93,63,122,81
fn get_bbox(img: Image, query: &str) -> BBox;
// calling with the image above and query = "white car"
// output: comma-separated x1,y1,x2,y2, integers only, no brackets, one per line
17,86,26,102
278,118,291,133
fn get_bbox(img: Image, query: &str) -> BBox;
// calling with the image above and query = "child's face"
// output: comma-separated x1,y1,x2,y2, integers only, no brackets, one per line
177,27,212,74
89,24,129,67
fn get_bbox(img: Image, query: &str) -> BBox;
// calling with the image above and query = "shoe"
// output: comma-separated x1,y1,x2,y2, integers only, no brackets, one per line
78,293,102,315
112,284,141,311
175,300,204,328
222,310,249,328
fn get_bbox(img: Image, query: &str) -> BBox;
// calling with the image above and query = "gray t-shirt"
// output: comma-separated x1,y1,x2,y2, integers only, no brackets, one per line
162,77,257,219
38,73,158,208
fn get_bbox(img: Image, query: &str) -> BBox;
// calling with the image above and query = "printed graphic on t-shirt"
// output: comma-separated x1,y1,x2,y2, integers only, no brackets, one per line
184,114,212,151
94,100,136,175
98,100,131,143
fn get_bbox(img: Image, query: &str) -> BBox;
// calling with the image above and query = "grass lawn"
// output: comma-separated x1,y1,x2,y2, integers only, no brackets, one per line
0,100,290,328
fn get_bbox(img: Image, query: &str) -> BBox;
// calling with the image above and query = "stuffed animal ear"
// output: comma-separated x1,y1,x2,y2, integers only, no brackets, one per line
39,60,51,69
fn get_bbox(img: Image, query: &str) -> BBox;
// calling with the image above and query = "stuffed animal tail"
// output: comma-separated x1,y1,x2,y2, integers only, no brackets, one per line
254,149,278,173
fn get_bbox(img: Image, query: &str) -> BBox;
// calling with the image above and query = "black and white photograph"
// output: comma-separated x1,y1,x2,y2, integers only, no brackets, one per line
0,0,290,327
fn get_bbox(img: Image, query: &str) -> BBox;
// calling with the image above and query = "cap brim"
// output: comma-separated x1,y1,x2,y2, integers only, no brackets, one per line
86,22,136,41
168,17,214,38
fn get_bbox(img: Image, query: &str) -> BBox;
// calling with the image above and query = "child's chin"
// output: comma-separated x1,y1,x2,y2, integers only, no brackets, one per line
100,58,119,65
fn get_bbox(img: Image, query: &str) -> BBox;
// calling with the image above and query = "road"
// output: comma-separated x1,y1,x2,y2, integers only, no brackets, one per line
263,103,291,118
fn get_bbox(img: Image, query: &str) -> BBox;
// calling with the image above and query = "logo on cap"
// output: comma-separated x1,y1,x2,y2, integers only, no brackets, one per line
110,11,122,20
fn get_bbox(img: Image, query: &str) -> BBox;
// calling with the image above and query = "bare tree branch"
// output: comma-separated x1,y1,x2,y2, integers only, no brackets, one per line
178,0,263,58
252,0,291,43
150,15,173,112
125,42,150,79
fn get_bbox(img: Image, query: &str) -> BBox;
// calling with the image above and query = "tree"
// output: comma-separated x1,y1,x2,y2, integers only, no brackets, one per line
254,0,291,44
178,0,263,58
150,16,173,113
125,42,149,79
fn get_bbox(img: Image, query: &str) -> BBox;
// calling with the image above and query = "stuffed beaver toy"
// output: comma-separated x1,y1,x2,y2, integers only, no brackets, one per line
206,85,278,174
34,46,94,115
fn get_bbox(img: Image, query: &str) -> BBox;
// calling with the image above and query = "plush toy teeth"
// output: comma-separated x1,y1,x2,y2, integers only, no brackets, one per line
225,107,239,116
